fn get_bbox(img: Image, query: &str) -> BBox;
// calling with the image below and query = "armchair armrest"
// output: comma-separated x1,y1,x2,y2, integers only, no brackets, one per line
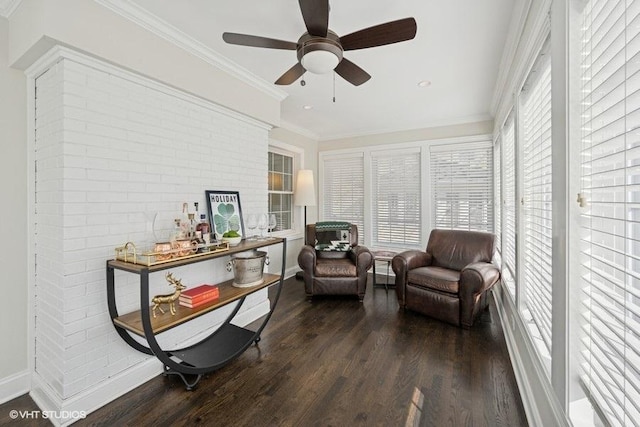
459,261,500,327
349,245,373,274
392,250,432,306
460,262,500,294
297,244,317,273
391,250,432,277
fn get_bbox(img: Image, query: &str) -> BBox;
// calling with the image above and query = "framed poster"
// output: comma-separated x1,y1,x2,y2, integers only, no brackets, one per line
205,190,245,238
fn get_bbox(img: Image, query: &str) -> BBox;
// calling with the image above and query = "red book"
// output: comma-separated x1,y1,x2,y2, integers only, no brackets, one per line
179,289,219,304
179,294,218,309
180,284,219,302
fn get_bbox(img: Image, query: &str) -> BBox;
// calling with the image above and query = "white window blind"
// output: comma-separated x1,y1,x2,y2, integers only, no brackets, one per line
521,46,553,355
430,143,494,232
579,0,640,425
371,149,421,247
322,154,365,242
502,114,517,297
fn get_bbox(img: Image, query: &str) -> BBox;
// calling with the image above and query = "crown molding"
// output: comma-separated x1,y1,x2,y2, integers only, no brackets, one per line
94,0,288,102
26,45,273,131
489,0,532,117
493,0,551,135
277,119,320,141
318,114,493,142
0,0,22,18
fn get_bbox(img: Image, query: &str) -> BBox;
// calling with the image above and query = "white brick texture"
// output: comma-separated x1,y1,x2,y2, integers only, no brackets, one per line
34,56,270,402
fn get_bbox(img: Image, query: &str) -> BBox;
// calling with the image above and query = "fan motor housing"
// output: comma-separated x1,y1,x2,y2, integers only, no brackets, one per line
297,30,343,73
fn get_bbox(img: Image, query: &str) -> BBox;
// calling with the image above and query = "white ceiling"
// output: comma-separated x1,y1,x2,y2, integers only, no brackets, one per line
7,0,518,140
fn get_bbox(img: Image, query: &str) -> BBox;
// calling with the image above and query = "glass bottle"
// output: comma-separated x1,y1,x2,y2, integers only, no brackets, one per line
171,218,182,242
180,202,191,239
195,214,210,240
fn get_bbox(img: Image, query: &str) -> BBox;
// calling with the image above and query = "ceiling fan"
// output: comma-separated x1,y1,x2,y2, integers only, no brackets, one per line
222,0,417,86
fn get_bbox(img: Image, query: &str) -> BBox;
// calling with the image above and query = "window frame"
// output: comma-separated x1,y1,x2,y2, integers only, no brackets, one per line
268,140,305,239
429,141,494,233
319,151,366,244
370,147,422,249
518,38,553,371
319,135,494,251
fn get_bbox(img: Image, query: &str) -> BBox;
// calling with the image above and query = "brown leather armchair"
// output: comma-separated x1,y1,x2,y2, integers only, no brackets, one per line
298,223,373,301
392,229,500,328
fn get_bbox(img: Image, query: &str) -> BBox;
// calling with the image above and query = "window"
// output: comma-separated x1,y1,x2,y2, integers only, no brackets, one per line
520,43,553,364
430,142,494,232
494,137,502,254
371,149,421,247
501,114,517,297
320,138,494,248
577,0,640,425
321,154,365,242
268,150,293,232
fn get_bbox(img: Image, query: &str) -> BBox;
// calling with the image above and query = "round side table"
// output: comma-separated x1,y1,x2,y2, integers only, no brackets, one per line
372,250,397,292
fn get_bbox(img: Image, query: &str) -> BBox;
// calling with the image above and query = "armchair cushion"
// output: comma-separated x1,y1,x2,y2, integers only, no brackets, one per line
408,266,460,294
316,258,357,277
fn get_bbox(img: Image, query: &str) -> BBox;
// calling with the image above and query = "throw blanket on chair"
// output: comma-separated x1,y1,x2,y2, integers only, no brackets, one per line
315,221,352,231
314,221,351,251
315,241,351,252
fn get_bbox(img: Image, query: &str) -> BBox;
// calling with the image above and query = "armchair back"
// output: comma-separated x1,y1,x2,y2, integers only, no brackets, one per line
305,223,359,260
427,229,495,271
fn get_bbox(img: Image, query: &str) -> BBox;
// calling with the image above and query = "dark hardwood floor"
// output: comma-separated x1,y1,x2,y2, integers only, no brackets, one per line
1,276,528,426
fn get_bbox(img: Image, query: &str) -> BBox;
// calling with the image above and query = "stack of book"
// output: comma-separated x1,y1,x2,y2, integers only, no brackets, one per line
179,284,219,309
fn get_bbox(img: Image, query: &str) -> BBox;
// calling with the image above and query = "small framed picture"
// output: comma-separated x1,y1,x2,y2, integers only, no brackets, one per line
205,190,245,238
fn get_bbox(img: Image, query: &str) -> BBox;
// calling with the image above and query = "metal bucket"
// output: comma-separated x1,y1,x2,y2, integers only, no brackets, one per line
226,250,269,288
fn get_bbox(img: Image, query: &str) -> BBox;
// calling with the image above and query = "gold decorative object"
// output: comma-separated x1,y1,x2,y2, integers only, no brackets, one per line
174,239,198,256
152,272,186,318
115,241,229,266
154,242,173,261
115,242,137,264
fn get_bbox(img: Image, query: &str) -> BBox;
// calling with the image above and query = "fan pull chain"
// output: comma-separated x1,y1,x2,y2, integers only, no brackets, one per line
333,71,336,103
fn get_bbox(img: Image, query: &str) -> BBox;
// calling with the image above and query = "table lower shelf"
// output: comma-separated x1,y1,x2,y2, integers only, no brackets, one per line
113,273,280,336
167,323,256,368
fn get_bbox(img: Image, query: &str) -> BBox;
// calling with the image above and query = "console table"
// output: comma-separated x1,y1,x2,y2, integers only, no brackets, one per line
106,238,286,390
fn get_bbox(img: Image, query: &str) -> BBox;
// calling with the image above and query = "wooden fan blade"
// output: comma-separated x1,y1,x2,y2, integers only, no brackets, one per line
275,63,306,85
335,58,371,86
298,0,329,37
223,32,298,50
340,18,417,51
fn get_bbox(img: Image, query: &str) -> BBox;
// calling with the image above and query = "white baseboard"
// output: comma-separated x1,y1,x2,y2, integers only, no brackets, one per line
30,357,162,426
492,285,569,427
492,291,541,427
0,370,30,405
284,267,298,280
232,298,271,327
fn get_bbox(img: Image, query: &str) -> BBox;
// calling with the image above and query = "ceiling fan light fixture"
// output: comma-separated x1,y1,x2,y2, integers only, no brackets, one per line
301,50,340,74
297,31,343,75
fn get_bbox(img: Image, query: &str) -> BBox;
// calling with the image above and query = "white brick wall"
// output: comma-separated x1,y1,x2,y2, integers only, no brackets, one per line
34,55,270,401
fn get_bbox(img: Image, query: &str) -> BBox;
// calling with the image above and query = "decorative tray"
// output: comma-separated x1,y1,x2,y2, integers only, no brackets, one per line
115,241,230,266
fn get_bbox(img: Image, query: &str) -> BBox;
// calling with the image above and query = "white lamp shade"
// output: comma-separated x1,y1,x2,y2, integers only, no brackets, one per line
294,169,316,207
301,50,340,74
